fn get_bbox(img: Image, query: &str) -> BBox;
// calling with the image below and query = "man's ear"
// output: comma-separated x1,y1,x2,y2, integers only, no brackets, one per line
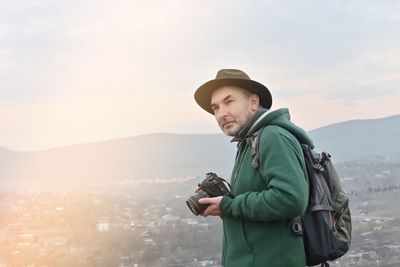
250,94,260,111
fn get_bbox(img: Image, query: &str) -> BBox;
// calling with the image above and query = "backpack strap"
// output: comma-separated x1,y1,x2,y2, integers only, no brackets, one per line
246,127,265,169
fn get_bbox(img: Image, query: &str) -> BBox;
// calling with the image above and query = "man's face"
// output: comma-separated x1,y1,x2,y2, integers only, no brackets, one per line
211,86,259,136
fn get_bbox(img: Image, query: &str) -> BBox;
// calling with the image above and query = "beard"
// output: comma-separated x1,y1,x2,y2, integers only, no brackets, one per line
220,122,242,136
218,109,256,137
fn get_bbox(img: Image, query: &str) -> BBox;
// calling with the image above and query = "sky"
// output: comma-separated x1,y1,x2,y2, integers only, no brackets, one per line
0,0,399,151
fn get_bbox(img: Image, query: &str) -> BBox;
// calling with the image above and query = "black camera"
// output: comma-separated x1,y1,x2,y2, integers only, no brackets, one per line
186,172,234,216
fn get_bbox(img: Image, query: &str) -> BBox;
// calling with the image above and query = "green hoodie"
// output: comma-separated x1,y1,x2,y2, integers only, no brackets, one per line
220,108,314,267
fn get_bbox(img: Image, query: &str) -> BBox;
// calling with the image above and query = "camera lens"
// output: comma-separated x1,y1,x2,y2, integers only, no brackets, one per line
186,190,209,216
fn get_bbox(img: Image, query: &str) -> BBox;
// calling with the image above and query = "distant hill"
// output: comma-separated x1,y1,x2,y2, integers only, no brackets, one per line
0,134,236,189
309,114,400,162
0,114,398,189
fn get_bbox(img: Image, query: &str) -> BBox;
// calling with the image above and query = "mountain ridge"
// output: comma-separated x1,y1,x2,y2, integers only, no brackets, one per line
0,113,398,190
309,113,400,131
2,113,399,153
308,113,400,161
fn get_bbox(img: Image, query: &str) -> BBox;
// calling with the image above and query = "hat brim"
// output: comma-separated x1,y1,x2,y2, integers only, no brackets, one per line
194,78,272,114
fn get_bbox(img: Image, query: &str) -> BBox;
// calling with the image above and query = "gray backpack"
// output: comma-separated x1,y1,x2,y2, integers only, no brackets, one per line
249,127,352,267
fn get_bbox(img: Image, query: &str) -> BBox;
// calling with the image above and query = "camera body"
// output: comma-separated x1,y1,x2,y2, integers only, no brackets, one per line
186,172,234,216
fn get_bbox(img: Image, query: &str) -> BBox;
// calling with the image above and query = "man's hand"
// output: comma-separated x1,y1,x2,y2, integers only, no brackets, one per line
199,196,223,217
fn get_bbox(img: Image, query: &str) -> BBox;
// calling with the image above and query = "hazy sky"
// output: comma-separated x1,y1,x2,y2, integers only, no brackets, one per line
1,0,399,150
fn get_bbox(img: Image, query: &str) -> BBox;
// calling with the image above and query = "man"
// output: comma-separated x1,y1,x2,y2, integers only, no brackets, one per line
194,69,314,267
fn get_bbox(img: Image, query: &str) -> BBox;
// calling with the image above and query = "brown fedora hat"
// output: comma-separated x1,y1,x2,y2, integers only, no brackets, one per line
194,69,272,114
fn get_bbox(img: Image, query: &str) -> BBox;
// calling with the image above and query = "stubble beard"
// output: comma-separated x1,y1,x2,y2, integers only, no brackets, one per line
221,123,241,136
220,110,255,137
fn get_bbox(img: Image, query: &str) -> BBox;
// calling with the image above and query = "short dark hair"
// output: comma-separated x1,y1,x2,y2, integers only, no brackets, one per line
241,88,253,98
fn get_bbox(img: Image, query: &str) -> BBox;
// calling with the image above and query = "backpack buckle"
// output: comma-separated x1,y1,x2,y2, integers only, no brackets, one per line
291,222,303,236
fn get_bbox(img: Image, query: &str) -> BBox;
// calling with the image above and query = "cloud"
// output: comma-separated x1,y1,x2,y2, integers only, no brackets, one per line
0,0,399,149
318,43,400,102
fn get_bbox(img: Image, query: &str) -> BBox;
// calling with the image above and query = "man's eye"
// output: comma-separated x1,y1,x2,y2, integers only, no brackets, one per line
226,99,234,104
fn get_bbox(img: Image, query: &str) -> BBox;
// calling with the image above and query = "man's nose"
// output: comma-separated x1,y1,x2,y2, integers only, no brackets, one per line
215,105,228,120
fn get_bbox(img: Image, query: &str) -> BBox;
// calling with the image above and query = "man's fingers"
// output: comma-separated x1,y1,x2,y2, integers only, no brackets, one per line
199,196,223,205
201,205,214,217
199,196,222,217
199,197,218,205
199,197,214,204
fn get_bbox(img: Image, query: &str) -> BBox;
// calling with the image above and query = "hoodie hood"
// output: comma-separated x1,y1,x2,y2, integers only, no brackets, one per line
248,108,314,148
231,107,268,143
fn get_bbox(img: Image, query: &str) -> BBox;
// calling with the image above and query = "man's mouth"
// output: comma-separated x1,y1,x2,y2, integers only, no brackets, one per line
223,121,235,128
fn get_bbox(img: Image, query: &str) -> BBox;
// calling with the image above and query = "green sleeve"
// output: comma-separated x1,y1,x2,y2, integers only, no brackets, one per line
220,128,308,222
